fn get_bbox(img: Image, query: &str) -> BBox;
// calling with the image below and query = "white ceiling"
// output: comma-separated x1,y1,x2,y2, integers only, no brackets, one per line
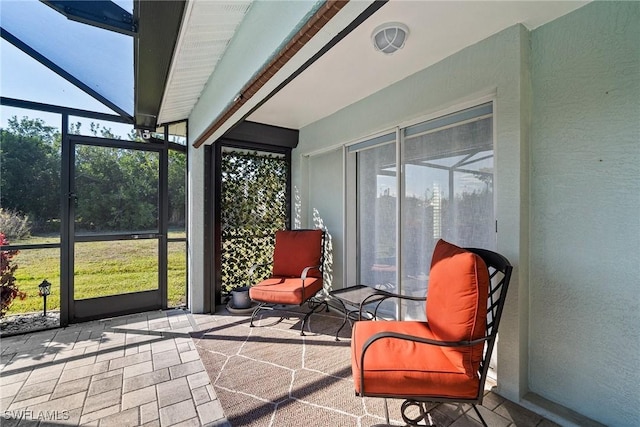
247,0,589,129
157,0,589,133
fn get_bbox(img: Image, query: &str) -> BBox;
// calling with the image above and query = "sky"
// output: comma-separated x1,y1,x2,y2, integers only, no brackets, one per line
0,0,135,138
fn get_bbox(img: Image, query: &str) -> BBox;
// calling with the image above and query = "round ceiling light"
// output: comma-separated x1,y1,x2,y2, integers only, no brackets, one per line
371,22,409,55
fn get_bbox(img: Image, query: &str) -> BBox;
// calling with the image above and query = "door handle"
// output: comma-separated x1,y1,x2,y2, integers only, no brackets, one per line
69,193,78,207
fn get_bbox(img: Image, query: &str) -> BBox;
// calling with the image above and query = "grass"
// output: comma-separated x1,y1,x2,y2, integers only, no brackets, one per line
4,235,186,315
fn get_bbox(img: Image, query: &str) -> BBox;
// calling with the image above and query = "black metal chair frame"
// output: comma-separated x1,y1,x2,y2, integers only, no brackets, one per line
355,247,513,427
249,229,328,336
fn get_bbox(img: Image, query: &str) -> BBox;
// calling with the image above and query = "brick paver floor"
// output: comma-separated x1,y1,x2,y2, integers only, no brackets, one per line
0,309,229,426
0,308,572,427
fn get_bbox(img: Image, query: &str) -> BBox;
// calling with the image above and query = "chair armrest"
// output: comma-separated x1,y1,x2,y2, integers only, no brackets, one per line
301,265,321,282
359,291,426,320
359,330,490,394
300,265,322,302
363,330,489,352
368,290,426,303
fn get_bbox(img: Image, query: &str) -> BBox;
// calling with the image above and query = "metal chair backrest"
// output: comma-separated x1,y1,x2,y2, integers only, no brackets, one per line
464,247,513,398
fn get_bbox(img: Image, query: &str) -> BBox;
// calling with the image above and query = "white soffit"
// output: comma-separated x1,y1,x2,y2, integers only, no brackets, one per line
248,0,590,129
197,0,377,145
157,0,252,125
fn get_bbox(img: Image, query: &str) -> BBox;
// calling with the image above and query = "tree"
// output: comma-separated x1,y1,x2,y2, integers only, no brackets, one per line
168,150,186,227
0,117,61,230
74,145,159,232
2,117,186,234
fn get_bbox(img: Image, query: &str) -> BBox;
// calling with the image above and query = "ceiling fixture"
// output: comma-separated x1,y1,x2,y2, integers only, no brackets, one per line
371,22,409,55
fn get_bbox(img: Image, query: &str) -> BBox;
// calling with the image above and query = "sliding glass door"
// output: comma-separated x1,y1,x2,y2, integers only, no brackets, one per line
356,133,397,291
350,103,494,320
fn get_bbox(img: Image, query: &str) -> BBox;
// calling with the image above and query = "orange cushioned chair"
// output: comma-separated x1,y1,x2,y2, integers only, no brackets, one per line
249,229,326,335
351,239,512,426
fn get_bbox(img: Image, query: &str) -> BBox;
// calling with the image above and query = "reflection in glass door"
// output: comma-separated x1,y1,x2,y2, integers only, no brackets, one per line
69,137,164,321
351,132,398,318
401,103,494,319
350,103,495,321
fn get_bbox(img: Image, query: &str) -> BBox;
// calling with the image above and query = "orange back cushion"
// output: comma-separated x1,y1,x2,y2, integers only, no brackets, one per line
426,239,489,377
272,229,323,278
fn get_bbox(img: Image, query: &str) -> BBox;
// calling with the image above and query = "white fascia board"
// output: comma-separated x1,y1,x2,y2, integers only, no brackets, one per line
189,0,323,143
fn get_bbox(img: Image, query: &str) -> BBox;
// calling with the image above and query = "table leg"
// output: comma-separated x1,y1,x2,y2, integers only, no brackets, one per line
333,298,349,341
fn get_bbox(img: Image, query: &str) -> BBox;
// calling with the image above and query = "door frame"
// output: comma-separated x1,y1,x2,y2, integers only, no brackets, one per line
206,122,298,310
211,140,292,309
62,132,169,323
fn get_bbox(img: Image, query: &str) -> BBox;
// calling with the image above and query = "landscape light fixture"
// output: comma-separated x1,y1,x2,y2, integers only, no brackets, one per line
371,22,409,55
38,279,52,316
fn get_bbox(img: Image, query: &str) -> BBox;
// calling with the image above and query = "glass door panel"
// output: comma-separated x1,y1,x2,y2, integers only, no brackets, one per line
351,103,494,321
70,139,162,321
74,145,159,234
401,104,494,320
356,140,397,318
73,240,159,300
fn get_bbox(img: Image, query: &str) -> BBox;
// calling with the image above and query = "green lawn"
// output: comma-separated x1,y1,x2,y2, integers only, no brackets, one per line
5,235,186,315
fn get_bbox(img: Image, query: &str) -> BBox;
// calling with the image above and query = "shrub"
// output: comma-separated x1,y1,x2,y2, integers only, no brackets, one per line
0,233,26,317
0,209,31,240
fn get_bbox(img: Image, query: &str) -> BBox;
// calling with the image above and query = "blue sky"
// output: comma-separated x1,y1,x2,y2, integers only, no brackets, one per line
1,38,135,138
0,0,134,138
1,39,110,122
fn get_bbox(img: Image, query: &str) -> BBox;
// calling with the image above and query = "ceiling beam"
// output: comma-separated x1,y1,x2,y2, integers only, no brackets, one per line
134,0,185,130
41,1,137,36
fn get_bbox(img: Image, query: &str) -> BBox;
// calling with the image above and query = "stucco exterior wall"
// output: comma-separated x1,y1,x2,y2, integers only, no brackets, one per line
529,2,640,426
296,24,530,402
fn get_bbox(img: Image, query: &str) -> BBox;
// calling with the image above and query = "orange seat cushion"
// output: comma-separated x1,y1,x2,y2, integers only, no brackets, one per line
249,277,323,305
427,239,489,377
272,230,323,278
351,320,480,399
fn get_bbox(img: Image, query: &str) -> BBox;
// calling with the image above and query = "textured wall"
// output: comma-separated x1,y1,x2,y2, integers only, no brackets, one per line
529,2,640,426
292,2,640,424
307,148,344,291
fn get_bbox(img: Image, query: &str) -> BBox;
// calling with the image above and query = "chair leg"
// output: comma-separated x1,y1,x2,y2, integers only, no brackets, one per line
401,400,434,426
471,404,488,427
300,300,328,336
249,303,265,327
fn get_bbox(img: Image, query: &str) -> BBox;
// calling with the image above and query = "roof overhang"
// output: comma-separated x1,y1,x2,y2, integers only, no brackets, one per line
152,0,589,147
134,0,186,130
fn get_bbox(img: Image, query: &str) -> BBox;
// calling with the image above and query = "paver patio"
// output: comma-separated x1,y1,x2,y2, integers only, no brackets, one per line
1,308,559,426
1,310,228,426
